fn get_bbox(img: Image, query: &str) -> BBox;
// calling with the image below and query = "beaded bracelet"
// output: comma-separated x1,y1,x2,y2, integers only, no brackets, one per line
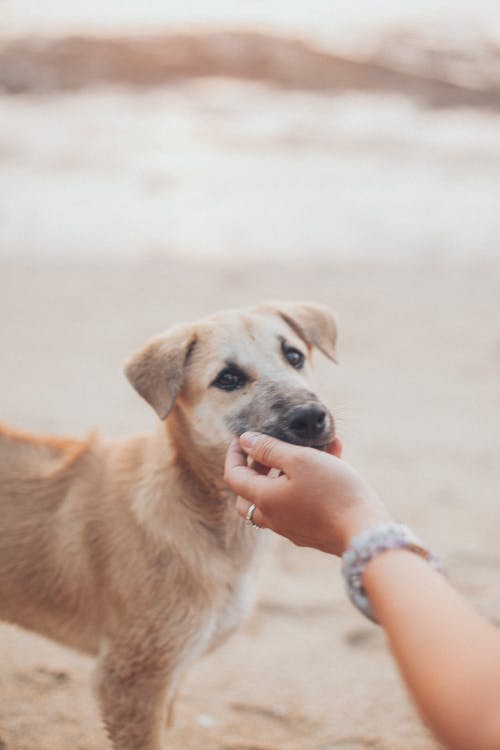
341,522,445,624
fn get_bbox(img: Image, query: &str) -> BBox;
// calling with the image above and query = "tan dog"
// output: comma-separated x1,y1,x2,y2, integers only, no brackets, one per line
0,302,337,750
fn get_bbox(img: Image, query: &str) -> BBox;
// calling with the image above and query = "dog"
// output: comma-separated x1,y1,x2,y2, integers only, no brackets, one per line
0,301,337,750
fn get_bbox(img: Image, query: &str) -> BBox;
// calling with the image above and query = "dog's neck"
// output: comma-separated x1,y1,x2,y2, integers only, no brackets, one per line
164,406,229,502
136,415,260,561
118,418,261,568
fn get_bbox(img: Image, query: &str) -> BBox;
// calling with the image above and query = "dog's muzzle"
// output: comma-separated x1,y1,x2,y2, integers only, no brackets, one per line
278,401,334,449
228,389,335,450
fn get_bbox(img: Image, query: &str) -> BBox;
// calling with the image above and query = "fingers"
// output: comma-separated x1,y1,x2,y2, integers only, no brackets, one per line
224,435,247,472
238,432,299,472
326,437,343,458
235,496,266,529
224,437,286,504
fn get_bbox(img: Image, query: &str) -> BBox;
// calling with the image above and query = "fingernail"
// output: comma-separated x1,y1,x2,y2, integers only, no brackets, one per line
240,432,260,449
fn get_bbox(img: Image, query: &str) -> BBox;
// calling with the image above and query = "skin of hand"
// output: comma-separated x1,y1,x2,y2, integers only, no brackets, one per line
224,431,391,555
225,431,500,750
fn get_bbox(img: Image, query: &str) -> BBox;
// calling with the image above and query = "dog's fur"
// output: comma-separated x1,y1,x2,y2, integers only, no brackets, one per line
0,302,337,750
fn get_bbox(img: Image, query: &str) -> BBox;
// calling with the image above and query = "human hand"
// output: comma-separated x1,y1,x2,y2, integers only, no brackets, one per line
224,432,391,556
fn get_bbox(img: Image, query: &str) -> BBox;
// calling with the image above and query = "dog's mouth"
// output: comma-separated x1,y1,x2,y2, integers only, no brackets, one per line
261,428,334,452
244,406,335,452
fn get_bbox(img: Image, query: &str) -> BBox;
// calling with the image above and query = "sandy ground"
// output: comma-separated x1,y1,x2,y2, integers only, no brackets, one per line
0,256,499,749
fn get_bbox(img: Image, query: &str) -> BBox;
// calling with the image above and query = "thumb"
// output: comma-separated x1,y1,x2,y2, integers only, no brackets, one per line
239,432,299,472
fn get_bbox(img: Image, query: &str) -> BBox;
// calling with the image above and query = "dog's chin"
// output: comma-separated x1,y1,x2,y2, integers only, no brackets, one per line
255,429,335,452
283,435,334,451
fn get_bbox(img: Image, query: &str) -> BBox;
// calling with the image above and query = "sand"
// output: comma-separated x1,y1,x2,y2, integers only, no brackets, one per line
1,256,499,749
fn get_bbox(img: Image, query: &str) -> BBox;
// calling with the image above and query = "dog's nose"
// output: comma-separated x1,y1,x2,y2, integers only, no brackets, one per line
288,405,327,441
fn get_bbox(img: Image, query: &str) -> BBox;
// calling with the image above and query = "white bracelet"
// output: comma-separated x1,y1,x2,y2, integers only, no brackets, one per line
341,522,445,624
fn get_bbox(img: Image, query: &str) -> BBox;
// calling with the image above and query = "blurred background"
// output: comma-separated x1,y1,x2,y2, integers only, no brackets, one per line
1,3,500,749
1,0,500,263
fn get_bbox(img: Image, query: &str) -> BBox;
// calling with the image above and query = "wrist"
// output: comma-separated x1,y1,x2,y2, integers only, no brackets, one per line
341,522,445,623
338,504,393,556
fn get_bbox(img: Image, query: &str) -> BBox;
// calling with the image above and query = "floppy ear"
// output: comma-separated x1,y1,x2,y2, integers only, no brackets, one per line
124,324,196,419
261,301,338,362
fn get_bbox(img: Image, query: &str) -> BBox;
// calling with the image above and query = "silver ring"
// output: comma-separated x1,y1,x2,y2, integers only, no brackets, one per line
245,503,257,527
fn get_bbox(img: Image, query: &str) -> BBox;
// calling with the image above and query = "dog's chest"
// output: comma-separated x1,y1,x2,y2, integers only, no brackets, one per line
206,567,258,653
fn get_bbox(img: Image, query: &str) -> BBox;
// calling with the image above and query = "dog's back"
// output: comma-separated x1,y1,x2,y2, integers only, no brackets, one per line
1,422,88,473
0,424,102,650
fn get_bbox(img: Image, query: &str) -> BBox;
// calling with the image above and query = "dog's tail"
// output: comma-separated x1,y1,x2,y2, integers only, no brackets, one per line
0,422,96,483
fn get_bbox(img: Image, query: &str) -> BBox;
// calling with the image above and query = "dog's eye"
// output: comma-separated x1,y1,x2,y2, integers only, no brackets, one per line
212,367,247,391
283,344,304,369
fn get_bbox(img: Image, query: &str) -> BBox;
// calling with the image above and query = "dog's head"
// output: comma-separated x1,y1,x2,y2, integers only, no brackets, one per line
125,302,337,461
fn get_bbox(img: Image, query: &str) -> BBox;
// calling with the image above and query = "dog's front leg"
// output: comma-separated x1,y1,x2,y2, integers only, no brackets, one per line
95,633,182,750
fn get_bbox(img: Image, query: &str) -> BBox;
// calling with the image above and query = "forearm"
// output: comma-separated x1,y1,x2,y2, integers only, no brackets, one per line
224,433,500,747
364,550,500,750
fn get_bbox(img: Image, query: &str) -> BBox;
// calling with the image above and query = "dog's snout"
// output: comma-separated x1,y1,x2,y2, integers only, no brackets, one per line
288,405,327,441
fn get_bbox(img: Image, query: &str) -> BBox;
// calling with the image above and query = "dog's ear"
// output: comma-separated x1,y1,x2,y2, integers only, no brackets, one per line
262,301,338,362
124,324,196,419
